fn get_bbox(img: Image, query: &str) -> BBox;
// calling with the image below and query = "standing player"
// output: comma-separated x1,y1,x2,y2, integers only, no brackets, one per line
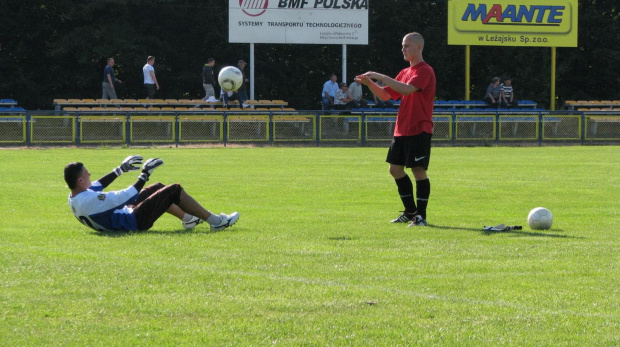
355,32,436,227
64,155,239,232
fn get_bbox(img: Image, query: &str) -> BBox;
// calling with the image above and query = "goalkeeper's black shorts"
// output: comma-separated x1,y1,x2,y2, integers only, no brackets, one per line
131,183,183,230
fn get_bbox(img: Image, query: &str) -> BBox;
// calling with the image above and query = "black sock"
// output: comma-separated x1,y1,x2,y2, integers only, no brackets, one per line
395,175,416,214
416,178,431,219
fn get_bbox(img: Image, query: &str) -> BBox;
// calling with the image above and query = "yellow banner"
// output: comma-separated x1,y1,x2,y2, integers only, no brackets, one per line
448,0,578,47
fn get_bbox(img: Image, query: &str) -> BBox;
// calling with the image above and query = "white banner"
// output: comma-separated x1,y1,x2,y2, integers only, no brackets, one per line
229,0,369,44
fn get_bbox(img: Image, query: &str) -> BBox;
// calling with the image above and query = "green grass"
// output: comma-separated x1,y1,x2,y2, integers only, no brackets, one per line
1,146,619,346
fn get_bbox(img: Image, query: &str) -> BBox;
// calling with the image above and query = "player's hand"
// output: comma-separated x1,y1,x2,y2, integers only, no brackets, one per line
355,74,370,86
120,155,143,172
139,158,164,181
359,71,386,83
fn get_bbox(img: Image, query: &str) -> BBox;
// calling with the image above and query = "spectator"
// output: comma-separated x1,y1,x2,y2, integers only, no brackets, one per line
102,58,122,100
202,58,217,102
64,155,239,233
220,88,243,108
500,77,518,108
334,83,357,110
236,60,249,107
348,80,369,107
484,77,501,107
143,56,159,99
321,74,339,110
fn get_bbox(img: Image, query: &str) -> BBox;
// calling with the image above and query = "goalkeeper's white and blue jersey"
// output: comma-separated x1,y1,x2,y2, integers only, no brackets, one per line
68,180,139,232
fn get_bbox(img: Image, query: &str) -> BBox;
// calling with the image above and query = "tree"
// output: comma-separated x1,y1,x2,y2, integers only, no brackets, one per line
0,0,618,110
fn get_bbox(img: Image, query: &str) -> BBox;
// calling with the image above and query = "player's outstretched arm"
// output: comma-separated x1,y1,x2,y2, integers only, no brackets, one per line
358,71,418,97
355,73,391,101
97,171,120,189
97,155,143,189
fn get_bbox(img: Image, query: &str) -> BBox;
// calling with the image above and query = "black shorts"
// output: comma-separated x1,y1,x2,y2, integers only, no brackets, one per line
131,183,183,230
386,132,432,170
144,84,156,99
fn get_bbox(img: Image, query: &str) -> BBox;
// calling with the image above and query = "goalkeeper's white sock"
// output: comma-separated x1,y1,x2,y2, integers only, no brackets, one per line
207,213,222,225
181,214,195,223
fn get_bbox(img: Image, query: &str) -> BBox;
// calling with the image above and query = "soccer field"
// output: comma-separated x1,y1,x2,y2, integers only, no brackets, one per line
1,146,619,345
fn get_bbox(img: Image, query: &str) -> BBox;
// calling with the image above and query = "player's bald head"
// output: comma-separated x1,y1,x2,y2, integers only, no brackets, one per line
404,32,424,47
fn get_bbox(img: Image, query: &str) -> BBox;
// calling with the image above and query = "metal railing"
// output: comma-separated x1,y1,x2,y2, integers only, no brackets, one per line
1,110,618,146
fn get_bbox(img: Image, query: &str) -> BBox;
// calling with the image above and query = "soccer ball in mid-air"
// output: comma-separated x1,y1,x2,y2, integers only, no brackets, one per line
218,66,243,92
527,207,553,230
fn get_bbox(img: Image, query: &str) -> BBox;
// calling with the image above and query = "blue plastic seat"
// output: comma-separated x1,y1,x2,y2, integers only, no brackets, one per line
367,116,395,122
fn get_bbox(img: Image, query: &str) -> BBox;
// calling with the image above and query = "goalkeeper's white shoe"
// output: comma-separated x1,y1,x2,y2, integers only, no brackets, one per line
182,216,204,230
210,212,240,231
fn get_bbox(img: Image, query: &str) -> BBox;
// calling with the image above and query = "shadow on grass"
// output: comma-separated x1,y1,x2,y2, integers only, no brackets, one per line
91,228,231,238
427,224,580,239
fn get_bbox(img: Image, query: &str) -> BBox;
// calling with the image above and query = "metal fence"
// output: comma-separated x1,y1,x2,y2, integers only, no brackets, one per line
1,110,618,146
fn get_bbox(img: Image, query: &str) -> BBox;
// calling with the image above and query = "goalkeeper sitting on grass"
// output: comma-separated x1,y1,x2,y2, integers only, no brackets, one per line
64,155,239,232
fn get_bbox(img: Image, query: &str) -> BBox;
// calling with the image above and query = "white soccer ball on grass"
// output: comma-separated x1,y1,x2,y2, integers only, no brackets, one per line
527,207,553,230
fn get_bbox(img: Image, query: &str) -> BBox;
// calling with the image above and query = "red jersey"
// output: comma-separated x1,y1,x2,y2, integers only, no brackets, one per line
385,61,436,136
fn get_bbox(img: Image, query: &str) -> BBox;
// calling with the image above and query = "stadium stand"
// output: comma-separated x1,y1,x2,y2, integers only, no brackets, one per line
53,98,289,111
564,100,620,110
0,99,26,112
364,99,537,110
54,97,544,112
3,102,619,146
1,99,18,106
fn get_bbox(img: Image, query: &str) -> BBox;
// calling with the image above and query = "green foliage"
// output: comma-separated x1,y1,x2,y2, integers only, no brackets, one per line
1,146,619,345
0,1,618,109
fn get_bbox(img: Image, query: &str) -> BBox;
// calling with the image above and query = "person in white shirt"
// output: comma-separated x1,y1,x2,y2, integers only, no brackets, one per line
143,56,159,99
348,80,369,107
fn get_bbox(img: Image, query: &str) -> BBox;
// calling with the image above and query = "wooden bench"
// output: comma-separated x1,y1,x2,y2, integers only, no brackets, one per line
564,100,620,110
587,116,620,137
54,98,289,111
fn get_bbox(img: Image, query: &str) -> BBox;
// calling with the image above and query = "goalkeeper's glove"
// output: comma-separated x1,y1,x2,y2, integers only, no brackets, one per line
139,158,164,181
114,155,143,176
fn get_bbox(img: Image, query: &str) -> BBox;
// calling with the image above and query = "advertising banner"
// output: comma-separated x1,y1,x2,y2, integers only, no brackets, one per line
448,0,578,47
229,0,369,44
